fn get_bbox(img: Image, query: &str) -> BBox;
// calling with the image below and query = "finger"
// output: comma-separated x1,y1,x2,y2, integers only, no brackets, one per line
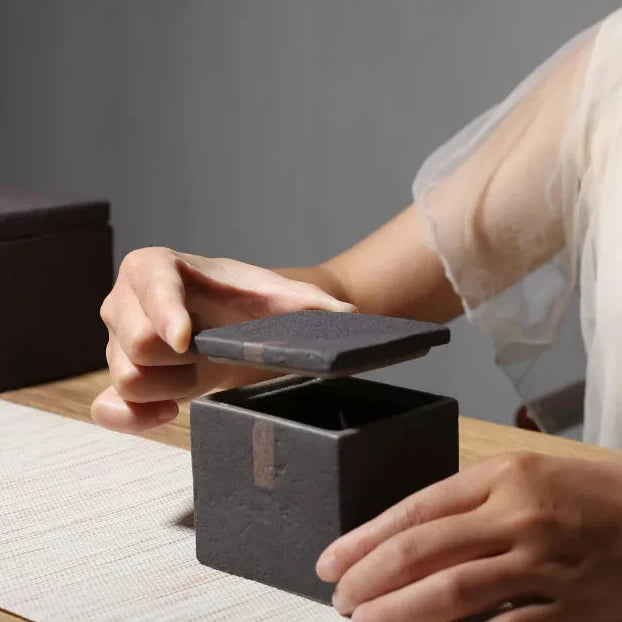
91,384,178,433
333,510,509,615
491,603,562,622
317,464,493,582
180,255,357,318
128,253,192,353
184,283,268,329
349,553,540,622
280,278,358,314
107,337,198,403
104,289,199,367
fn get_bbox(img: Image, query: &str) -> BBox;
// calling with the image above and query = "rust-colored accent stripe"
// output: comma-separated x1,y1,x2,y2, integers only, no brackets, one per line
242,342,265,364
252,420,275,490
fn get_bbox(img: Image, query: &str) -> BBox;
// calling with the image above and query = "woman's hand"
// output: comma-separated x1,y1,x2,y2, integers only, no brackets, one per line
91,247,355,433
317,452,622,622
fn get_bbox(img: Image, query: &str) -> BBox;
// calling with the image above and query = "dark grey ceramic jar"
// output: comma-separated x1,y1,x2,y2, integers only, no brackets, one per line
191,374,458,603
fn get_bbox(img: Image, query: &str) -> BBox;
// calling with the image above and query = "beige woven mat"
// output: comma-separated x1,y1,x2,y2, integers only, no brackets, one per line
0,400,343,621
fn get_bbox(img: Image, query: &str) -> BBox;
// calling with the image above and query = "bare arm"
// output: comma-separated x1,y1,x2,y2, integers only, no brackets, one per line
278,205,461,322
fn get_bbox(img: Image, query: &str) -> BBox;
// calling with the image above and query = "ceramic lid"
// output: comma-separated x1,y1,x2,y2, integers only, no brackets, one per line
191,310,450,378
0,188,109,241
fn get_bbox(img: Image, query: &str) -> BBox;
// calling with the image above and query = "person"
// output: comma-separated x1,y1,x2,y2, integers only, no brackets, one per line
91,7,622,621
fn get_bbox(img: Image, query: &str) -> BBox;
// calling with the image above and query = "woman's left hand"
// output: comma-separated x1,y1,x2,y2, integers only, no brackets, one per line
316,452,622,621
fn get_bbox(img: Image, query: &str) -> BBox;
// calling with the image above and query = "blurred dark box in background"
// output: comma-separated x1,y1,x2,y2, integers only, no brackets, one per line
0,189,112,390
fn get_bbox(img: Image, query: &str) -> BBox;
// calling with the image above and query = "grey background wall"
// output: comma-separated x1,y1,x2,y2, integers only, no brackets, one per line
1,0,618,425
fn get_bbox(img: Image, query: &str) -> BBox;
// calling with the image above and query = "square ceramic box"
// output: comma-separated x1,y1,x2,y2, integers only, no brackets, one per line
0,188,112,390
191,375,458,603
190,311,459,603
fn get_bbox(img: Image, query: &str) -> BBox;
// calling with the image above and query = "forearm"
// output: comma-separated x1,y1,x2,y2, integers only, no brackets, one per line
276,204,463,323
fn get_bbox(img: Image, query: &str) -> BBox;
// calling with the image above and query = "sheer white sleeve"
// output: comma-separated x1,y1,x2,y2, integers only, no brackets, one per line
412,8,622,448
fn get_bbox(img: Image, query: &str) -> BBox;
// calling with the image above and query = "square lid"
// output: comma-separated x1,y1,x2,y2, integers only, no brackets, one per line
191,310,450,378
0,188,109,241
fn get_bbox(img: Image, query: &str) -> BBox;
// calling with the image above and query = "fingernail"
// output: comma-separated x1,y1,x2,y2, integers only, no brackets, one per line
331,587,341,611
331,299,357,313
166,318,190,353
331,586,350,616
316,553,340,582
339,302,358,313
351,609,365,622
157,402,178,423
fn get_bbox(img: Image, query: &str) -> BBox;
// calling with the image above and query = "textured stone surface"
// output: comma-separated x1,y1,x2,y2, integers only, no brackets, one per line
191,375,459,603
192,310,450,377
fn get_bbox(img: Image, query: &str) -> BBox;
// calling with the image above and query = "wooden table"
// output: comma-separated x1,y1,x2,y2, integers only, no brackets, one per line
2,370,620,622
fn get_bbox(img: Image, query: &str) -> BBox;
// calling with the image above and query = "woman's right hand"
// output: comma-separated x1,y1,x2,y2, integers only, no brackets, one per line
91,247,355,434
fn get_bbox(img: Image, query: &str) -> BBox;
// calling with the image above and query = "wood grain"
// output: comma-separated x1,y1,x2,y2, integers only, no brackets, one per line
2,370,620,622
1,370,192,449
3,369,617,464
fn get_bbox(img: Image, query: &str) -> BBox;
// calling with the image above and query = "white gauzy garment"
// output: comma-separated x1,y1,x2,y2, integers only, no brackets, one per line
413,8,622,449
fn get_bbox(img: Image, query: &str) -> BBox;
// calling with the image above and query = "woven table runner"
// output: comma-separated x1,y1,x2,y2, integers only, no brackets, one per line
0,400,343,621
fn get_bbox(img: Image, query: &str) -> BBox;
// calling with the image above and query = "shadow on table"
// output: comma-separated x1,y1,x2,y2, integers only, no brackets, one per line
172,508,195,530
168,510,519,621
